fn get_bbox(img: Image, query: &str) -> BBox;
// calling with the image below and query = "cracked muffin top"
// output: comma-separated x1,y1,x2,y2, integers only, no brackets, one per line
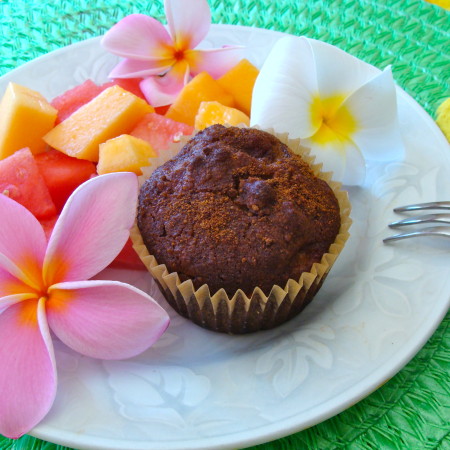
137,125,341,296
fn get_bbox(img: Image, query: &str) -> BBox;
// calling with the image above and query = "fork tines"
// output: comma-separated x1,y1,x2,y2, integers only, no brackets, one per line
384,202,450,243
393,201,450,212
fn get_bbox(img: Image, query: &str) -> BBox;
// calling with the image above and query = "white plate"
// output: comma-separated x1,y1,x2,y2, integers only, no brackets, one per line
1,25,449,450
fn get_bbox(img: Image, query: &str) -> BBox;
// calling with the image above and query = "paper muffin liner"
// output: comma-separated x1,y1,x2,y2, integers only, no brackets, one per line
131,128,352,334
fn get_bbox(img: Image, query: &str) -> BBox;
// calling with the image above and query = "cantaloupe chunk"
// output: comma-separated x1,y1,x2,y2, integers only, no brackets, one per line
43,85,154,162
217,59,259,116
97,134,157,175
436,97,450,142
165,72,235,126
0,82,57,159
194,101,250,130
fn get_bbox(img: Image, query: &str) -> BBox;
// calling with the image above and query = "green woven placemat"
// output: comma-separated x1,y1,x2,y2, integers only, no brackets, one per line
0,0,449,449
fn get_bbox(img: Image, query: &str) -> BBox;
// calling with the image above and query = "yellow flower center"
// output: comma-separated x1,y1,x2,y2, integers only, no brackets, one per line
309,94,358,148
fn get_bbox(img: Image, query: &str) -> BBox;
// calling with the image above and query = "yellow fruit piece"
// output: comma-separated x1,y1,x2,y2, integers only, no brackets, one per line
165,72,235,127
436,97,450,142
97,134,157,175
425,0,449,10
43,85,154,162
194,101,250,130
0,82,57,159
217,59,259,116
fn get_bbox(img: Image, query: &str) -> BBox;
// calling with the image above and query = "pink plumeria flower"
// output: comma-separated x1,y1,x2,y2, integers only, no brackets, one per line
0,172,169,439
101,0,242,107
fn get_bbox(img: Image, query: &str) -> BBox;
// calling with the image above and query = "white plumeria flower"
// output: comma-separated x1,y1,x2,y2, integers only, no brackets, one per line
251,36,404,186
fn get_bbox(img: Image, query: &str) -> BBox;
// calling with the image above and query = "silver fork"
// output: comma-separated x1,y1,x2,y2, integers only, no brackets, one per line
383,201,450,242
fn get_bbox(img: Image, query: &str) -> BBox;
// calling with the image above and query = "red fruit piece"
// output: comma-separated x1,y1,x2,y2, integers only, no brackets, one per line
108,78,146,100
51,80,105,123
0,148,56,219
51,78,146,124
108,238,146,271
39,215,58,241
130,113,194,154
34,149,97,213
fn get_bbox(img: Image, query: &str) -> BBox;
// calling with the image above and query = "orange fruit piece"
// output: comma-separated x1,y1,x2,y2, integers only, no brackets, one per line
194,101,250,130
217,59,259,116
165,72,234,127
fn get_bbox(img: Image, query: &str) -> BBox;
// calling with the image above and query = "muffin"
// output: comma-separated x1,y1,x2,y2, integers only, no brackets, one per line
132,125,351,333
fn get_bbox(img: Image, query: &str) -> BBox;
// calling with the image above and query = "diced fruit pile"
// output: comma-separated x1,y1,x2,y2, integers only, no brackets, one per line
0,58,259,269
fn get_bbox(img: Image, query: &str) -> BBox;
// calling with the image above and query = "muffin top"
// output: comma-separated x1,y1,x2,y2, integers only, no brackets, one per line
137,125,341,296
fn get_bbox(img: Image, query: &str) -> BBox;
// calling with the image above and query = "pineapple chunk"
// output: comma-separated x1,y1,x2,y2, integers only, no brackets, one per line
165,72,234,126
217,59,259,116
0,82,57,159
43,85,154,162
436,97,450,142
194,101,250,130
97,134,157,175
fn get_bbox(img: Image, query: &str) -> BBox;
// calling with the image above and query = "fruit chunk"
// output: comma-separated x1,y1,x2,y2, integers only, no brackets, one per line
108,78,145,100
51,78,146,124
51,79,106,124
165,72,234,126
97,134,157,175
194,101,250,130
0,148,56,219
39,215,59,241
43,85,154,162
0,82,57,159
35,149,97,212
436,97,450,142
108,238,146,270
130,113,194,153
217,59,259,116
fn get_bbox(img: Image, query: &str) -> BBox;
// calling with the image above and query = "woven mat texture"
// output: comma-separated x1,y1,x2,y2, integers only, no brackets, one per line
0,0,449,449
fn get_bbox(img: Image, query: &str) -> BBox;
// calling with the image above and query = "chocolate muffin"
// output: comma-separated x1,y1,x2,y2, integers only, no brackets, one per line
137,125,341,297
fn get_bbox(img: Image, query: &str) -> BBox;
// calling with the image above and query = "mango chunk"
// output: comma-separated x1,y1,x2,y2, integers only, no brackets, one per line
436,97,450,142
217,59,259,116
194,101,250,130
43,85,154,162
97,134,157,175
0,82,57,159
165,72,235,126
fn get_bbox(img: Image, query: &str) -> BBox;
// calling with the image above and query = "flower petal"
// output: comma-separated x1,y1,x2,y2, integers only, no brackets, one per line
187,47,244,78
342,67,404,161
101,14,173,60
303,136,366,186
0,193,47,290
0,292,38,315
250,36,320,138
0,298,56,439
0,266,36,299
140,61,190,107
165,0,211,49
43,173,138,286
108,57,173,79
47,280,170,360
310,38,378,99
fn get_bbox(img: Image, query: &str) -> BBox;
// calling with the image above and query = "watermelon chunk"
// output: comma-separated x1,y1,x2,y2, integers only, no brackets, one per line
107,78,146,100
108,238,147,271
51,78,146,124
0,148,57,219
51,80,105,123
39,215,58,241
35,149,96,212
130,113,194,154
